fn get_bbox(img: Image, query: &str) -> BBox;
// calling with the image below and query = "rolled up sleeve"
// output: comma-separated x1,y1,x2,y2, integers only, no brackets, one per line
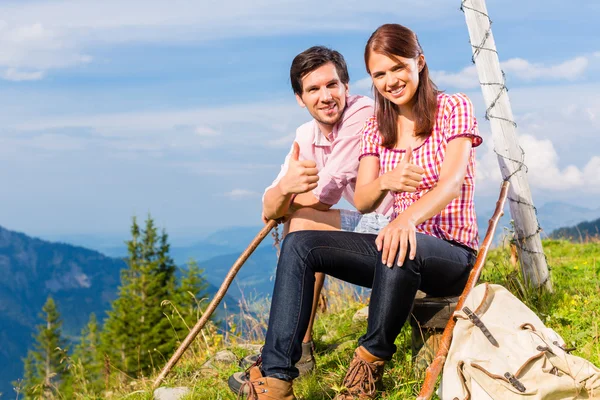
312,134,361,205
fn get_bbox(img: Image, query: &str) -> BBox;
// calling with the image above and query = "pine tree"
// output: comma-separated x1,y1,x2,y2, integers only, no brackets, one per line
176,258,210,330
16,351,38,398
100,215,179,378
69,313,103,397
144,228,178,364
100,216,144,377
19,297,69,399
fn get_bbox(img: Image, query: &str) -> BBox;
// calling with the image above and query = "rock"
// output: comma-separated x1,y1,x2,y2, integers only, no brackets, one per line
154,387,190,400
237,343,263,353
202,349,238,368
353,306,369,323
213,349,237,364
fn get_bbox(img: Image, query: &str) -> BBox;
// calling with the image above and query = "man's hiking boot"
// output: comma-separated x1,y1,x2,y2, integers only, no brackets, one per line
230,341,315,395
296,340,317,375
334,346,385,400
237,366,296,400
240,341,315,373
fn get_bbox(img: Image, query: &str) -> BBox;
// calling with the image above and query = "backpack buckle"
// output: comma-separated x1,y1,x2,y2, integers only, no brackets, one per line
504,372,526,392
463,307,499,347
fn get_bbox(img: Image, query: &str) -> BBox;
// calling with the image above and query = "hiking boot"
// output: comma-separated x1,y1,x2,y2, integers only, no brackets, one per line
238,366,296,400
296,340,316,375
335,346,385,400
240,341,315,374
230,342,315,395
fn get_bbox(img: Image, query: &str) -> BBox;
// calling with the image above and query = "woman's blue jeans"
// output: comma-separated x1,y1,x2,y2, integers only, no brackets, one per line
261,230,476,380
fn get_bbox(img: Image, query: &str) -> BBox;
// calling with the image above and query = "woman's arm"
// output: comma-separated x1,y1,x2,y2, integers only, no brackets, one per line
377,137,473,267
354,147,425,213
354,156,388,213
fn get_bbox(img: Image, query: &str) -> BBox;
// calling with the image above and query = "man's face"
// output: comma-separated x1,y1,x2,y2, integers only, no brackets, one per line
295,62,348,134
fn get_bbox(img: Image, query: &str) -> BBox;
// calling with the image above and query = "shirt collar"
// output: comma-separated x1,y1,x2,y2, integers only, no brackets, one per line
313,125,334,147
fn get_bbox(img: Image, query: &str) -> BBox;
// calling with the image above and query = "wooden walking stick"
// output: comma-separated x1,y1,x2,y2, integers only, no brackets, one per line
153,219,277,389
416,181,509,400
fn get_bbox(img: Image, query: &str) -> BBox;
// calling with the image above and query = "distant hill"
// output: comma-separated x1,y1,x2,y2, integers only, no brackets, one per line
0,225,235,398
537,202,600,235
550,217,600,241
198,245,278,301
476,201,600,242
0,225,124,396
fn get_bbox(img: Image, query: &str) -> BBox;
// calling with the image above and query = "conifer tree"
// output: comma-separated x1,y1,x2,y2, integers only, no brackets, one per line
69,313,103,396
101,216,144,376
17,352,38,398
19,297,69,399
101,215,179,377
176,258,210,329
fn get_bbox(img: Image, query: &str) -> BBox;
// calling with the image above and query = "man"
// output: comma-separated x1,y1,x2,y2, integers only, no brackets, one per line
228,46,392,395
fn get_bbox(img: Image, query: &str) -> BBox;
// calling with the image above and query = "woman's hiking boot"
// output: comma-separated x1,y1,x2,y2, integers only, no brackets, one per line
334,346,385,400
237,366,295,400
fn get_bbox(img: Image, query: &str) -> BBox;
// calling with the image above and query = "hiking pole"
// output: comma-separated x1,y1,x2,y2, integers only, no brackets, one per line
153,219,278,389
416,181,509,400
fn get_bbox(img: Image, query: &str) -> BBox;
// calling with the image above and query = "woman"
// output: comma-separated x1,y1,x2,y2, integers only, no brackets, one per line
241,24,482,400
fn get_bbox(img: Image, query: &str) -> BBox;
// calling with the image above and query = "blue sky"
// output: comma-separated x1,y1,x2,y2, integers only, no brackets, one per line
1,0,599,243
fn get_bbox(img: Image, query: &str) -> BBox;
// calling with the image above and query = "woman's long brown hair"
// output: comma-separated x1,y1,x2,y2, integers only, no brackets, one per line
365,24,440,149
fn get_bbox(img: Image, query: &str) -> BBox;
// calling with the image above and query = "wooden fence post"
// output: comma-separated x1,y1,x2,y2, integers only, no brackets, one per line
462,0,552,290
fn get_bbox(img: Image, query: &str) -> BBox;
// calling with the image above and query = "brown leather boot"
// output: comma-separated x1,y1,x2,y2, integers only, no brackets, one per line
238,366,296,400
335,346,385,400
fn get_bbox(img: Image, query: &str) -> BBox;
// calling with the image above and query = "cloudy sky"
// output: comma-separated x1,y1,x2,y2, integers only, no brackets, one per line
1,0,598,243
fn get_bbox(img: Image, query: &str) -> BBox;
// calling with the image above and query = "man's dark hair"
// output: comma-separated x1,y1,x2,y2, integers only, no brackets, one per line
290,46,350,96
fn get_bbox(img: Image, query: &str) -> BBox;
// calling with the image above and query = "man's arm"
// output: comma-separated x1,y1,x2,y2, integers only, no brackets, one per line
262,142,320,221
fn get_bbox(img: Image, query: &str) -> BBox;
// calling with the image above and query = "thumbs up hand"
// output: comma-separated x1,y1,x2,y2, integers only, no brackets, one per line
278,142,320,195
380,147,425,193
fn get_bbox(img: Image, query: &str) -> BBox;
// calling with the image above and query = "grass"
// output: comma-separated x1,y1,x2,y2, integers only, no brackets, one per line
103,239,600,399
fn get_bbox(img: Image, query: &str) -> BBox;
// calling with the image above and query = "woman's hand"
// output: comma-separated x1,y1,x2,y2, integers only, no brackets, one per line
375,213,417,268
380,147,424,193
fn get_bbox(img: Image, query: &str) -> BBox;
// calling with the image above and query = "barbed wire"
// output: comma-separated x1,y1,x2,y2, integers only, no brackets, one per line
460,0,550,284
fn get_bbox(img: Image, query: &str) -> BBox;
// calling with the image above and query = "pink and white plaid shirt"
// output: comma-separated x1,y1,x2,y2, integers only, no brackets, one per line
265,95,394,217
360,93,483,250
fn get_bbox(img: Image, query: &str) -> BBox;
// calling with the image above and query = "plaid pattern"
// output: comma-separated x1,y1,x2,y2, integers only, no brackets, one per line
360,93,483,250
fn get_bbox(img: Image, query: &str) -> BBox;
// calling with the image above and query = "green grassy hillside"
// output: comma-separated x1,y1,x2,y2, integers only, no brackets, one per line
66,239,600,399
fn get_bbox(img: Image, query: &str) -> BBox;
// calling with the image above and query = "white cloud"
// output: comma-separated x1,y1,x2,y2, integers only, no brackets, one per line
432,54,595,89
502,57,588,81
0,0,457,80
0,21,92,79
265,133,296,148
476,133,600,194
353,76,373,94
194,126,220,137
223,189,260,199
2,68,44,81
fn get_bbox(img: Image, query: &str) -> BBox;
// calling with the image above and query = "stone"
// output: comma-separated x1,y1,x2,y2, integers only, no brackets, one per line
237,343,263,353
213,350,237,364
153,387,190,400
352,306,369,323
202,349,238,368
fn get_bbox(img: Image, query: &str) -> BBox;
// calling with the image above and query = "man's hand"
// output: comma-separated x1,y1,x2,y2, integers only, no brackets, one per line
278,142,319,195
380,147,424,193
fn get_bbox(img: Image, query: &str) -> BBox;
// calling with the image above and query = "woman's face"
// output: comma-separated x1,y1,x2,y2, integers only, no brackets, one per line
368,51,424,109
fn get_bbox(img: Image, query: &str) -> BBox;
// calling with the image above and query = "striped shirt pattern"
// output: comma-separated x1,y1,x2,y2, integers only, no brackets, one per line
360,93,483,250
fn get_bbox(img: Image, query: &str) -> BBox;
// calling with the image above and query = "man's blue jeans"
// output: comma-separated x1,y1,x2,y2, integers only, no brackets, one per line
261,230,476,380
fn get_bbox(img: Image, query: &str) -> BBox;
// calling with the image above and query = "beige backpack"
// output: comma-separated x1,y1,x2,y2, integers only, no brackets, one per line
439,283,600,400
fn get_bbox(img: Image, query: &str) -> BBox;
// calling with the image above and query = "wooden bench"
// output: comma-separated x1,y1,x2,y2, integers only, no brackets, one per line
410,292,460,372
409,183,509,373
